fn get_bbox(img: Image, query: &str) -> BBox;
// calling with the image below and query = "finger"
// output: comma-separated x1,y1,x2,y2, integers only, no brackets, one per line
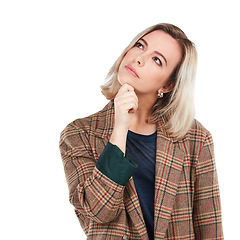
118,83,134,94
115,96,138,110
126,102,138,114
123,100,138,111
115,91,138,103
116,87,138,100
115,99,137,110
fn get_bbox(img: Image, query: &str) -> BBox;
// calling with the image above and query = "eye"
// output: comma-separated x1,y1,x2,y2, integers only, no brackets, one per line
134,42,144,50
153,57,162,66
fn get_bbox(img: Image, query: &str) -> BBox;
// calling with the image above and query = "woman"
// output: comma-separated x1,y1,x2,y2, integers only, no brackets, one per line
59,23,223,239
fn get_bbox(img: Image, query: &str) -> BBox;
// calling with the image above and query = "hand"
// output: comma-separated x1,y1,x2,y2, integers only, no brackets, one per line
109,84,138,154
113,83,138,131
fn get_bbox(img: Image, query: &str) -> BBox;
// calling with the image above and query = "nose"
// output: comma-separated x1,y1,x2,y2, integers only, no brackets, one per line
135,54,145,67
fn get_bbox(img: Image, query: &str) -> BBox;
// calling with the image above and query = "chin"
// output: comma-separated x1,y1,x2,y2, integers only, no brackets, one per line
117,73,133,86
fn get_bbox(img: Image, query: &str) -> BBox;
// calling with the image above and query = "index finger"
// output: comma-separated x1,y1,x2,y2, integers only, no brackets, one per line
119,83,135,93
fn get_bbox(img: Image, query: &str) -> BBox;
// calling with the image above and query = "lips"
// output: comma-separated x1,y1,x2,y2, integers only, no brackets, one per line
125,65,139,78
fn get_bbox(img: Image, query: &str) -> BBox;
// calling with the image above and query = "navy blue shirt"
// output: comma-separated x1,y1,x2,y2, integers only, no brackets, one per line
126,130,157,240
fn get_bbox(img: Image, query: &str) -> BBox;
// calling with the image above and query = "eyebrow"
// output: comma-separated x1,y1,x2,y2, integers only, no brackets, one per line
140,38,168,66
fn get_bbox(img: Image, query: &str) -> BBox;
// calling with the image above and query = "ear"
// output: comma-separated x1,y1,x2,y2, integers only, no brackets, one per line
161,81,175,94
157,87,173,96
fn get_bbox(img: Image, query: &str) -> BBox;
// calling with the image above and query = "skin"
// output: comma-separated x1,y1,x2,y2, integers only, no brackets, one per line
110,30,183,154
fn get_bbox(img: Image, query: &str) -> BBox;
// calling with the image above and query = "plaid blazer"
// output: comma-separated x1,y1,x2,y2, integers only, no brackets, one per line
59,101,223,239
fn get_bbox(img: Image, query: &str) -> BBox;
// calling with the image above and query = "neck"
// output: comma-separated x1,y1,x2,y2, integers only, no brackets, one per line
129,93,158,134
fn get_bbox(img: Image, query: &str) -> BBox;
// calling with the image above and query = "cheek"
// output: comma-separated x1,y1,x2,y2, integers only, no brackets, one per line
117,67,133,86
117,72,124,85
121,49,136,63
117,61,124,85
117,54,131,85
147,67,165,82
147,69,170,89
117,62,129,85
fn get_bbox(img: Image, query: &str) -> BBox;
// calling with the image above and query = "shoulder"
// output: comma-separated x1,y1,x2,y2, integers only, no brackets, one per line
60,101,114,141
180,119,213,154
187,119,211,140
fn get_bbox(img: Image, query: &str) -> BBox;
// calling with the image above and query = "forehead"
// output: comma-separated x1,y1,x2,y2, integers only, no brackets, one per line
142,30,182,66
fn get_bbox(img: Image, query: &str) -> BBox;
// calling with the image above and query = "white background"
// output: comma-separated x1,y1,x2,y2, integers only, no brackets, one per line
1,0,239,239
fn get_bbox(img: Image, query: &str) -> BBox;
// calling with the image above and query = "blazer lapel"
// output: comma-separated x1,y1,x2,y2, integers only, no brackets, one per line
154,127,185,239
123,122,185,240
124,178,149,239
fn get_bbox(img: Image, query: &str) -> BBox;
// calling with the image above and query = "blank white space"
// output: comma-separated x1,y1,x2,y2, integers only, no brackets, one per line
1,0,239,239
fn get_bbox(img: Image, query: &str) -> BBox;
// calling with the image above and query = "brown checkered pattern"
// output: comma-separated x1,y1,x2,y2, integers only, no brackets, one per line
59,101,223,239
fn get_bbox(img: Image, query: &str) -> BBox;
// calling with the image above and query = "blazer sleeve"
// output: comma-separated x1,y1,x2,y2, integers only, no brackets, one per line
59,124,136,224
193,132,224,239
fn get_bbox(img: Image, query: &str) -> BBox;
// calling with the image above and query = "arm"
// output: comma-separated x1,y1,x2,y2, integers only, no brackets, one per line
193,132,224,239
59,124,137,224
109,83,138,154
59,84,138,224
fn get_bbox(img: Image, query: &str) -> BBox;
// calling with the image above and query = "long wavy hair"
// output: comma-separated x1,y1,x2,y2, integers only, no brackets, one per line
101,23,197,140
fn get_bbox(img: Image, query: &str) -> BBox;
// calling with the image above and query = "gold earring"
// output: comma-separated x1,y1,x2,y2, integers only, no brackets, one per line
158,92,164,98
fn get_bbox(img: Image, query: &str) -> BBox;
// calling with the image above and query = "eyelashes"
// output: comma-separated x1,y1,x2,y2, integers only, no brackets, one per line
134,42,144,49
153,57,162,66
134,41,162,66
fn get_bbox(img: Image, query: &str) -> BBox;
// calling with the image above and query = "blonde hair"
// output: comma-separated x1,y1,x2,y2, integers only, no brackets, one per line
101,23,197,140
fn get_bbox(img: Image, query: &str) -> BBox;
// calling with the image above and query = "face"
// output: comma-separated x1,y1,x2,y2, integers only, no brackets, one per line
117,30,182,96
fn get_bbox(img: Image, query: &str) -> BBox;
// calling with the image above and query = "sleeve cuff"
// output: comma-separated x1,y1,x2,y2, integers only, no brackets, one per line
96,142,138,186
